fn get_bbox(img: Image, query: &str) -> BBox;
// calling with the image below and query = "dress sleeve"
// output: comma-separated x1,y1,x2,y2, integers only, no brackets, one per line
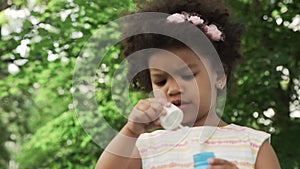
135,130,166,159
246,127,271,161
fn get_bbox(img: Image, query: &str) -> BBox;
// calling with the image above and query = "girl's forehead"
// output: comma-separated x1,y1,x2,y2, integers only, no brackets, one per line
148,48,208,70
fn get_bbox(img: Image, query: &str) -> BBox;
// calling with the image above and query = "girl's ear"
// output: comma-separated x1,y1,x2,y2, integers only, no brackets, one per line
215,63,227,89
215,71,227,90
216,75,227,89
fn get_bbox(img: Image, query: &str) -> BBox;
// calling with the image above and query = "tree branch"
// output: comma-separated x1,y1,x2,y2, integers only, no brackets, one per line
253,0,260,6
0,0,10,11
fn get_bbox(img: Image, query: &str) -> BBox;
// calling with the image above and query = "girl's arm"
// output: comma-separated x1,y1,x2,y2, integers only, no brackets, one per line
95,126,141,169
95,99,165,169
255,140,281,169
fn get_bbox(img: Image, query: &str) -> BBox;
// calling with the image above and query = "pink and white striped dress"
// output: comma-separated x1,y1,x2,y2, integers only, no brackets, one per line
136,124,270,169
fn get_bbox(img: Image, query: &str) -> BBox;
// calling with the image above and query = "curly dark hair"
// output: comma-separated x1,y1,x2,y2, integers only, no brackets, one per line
121,0,243,93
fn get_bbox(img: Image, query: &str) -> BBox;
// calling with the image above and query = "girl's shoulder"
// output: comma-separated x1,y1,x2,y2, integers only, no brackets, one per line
138,124,270,139
223,123,271,139
137,124,271,145
216,123,271,148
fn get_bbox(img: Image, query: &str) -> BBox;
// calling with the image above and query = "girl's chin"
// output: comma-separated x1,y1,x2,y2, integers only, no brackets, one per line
182,113,206,127
181,119,199,127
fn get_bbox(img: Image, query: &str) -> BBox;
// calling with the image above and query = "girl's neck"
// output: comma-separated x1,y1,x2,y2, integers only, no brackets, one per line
192,112,227,127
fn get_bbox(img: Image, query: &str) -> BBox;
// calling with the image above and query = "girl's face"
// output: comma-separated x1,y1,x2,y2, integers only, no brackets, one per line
148,48,219,126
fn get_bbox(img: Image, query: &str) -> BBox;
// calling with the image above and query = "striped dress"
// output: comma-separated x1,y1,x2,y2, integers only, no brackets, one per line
136,124,270,169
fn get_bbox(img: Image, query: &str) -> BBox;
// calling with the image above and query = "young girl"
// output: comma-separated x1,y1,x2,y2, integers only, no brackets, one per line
96,0,281,168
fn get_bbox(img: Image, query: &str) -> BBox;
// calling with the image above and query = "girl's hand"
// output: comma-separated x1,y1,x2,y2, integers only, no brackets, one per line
206,158,238,169
123,98,167,137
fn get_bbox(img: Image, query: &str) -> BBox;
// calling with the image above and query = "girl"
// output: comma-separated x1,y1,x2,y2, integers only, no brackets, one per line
96,0,281,168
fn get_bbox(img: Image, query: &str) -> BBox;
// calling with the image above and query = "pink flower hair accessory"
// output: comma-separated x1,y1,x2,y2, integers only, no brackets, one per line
187,16,204,25
166,13,186,23
166,12,224,41
205,24,224,41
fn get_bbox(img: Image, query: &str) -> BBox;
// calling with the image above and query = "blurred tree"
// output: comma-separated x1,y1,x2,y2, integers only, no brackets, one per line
226,0,300,168
0,1,9,11
0,0,134,168
0,0,299,168
0,119,10,169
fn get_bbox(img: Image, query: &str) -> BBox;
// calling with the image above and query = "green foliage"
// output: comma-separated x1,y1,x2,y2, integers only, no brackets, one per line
16,111,100,169
225,0,300,168
0,0,134,168
0,0,299,168
0,119,9,169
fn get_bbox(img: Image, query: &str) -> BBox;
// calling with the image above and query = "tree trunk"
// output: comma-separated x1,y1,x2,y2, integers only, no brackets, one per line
0,0,9,11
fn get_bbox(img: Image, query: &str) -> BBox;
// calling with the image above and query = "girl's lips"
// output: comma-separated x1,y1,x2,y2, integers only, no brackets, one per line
170,100,191,109
177,103,191,110
178,104,185,109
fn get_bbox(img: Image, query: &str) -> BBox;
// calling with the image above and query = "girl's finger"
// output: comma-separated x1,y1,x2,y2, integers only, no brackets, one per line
164,102,172,107
145,121,161,131
153,119,161,126
131,107,157,124
135,99,151,111
148,100,164,113
150,101,162,111
144,107,161,122
129,108,151,125
207,158,238,169
138,98,165,113
205,166,227,169
208,158,230,165
205,166,224,169
206,165,237,169
160,110,167,116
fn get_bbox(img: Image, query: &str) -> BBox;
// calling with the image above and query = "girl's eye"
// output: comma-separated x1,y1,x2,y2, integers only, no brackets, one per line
154,80,166,86
182,73,198,80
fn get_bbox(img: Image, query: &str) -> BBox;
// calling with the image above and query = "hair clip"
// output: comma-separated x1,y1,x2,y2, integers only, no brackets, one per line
167,12,225,41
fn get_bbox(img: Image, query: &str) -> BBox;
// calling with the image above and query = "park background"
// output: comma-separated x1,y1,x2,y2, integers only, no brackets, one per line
0,0,299,168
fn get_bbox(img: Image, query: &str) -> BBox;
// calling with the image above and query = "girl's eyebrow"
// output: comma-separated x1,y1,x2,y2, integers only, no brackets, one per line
150,72,165,77
150,64,200,76
149,69,165,76
178,64,200,72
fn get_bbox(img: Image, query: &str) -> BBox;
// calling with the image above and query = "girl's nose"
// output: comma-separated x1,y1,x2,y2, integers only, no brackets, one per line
167,79,182,96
